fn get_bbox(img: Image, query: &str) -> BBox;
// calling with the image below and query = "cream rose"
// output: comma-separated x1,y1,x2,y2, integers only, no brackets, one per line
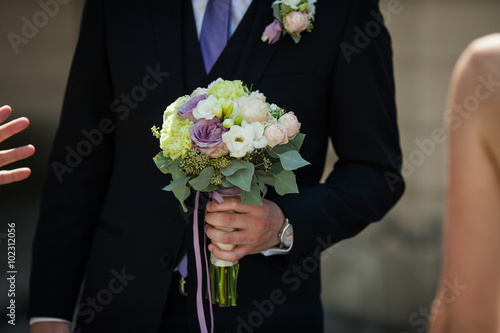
278,112,301,139
236,96,270,123
283,11,310,35
264,124,289,148
250,91,266,103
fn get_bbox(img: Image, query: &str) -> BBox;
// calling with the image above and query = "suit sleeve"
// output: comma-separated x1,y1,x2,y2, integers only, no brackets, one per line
29,0,115,320
273,0,405,265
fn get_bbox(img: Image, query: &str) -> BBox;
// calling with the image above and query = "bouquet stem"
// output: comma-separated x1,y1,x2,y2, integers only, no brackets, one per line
209,261,239,307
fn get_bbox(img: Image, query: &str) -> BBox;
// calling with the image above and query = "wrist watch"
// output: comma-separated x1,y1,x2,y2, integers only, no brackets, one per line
261,218,294,256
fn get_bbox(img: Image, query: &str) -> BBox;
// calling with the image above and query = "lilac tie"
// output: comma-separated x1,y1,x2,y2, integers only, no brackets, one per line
200,0,232,73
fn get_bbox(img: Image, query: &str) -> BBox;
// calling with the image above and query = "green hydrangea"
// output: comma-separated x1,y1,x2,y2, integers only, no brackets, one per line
159,114,193,160
208,79,248,100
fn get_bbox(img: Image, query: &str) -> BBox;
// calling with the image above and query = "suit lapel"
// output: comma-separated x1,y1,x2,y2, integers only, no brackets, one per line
234,0,280,86
148,0,185,102
207,0,279,86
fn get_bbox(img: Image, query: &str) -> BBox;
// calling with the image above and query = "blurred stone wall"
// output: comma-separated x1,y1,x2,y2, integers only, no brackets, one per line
0,0,499,332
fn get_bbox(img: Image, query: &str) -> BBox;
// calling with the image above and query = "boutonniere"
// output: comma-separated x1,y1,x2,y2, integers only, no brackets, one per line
261,0,316,45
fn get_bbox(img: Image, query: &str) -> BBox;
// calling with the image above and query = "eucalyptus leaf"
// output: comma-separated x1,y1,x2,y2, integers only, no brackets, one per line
172,185,190,212
241,181,263,206
289,133,306,150
270,162,284,176
202,184,219,192
275,170,299,195
163,175,190,191
268,142,296,155
256,170,276,187
153,152,172,174
221,177,233,188
257,177,268,198
291,34,301,44
189,167,214,191
169,159,185,179
221,160,248,177
226,162,255,192
279,150,310,171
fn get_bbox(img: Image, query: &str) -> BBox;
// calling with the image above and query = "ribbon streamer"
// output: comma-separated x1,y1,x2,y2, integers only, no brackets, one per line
193,191,212,333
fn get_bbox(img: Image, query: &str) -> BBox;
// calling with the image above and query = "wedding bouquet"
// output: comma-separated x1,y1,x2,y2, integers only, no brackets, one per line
152,78,308,307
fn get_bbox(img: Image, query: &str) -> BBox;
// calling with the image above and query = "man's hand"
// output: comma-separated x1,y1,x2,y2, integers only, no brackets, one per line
205,196,285,262
30,322,72,333
0,105,35,185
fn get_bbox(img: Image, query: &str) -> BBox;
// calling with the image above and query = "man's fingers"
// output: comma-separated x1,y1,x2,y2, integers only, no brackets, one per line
206,225,251,246
0,117,30,143
206,196,253,214
0,144,35,167
0,168,32,185
0,105,12,124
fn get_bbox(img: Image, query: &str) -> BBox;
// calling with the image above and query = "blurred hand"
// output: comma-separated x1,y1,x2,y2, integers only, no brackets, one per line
205,196,285,262
30,322,72,333
0,105,35,185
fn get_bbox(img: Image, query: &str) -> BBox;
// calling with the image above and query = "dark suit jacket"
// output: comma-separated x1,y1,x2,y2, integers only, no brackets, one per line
29,0,404,332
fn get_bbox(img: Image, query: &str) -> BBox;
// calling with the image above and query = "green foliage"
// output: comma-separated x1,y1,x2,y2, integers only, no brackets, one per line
189,167,214,191
275,170,299,195
225,161,255,192
279,150,310,171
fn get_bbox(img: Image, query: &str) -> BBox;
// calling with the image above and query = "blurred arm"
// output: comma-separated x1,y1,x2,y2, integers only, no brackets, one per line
429,34,500,333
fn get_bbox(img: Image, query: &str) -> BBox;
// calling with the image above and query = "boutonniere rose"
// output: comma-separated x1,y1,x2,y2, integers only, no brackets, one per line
262,0,317,45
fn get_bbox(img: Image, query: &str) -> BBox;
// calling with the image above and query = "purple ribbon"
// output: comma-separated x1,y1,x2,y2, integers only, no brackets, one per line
192,188,242,333
193,191,212,333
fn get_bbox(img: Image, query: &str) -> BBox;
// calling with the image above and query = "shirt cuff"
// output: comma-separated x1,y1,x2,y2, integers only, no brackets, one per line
29,317,71,325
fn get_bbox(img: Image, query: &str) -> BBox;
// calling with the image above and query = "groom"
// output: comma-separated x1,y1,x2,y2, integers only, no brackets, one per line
29,0,404,332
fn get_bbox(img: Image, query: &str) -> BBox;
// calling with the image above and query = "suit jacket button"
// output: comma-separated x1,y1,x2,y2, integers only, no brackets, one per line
161,253,172,268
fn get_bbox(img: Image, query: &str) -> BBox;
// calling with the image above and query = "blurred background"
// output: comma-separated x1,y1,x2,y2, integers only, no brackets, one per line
0,0,499,332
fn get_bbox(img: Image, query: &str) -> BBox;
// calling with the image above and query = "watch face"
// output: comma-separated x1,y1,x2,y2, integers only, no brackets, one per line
282,224,294,248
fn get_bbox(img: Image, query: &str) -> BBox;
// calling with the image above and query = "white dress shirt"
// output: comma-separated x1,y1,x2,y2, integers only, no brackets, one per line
29,0,252,326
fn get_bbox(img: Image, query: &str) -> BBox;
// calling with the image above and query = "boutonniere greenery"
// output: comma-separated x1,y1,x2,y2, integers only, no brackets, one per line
262,0,316,45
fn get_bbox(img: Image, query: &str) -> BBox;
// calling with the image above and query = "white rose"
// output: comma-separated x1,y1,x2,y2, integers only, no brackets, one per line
193,95,218,120
236,96,269,123
283,11,310,35
222,125,255,158
278,112,301,139
248,122,268,149
264,124,289,148
282,0,301,9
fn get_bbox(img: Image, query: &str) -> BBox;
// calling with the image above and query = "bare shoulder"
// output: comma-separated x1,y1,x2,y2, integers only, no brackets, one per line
447,34,500,164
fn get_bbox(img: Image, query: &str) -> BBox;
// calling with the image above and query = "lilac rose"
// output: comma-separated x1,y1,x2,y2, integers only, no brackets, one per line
189,118,229,158
177,94,207,122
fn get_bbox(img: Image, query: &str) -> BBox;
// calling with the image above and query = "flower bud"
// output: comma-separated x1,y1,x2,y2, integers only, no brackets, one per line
213,105,223,119
234,115,242,126
298,3,308,11
222,100,233,117
223,118,234,128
